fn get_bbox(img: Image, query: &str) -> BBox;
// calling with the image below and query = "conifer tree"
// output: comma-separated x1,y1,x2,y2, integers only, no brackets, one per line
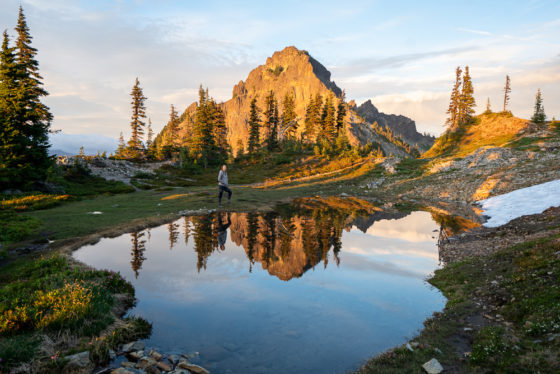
236,139,245,157
2,6,53,187
128,77,147,157
247,97,261,155
116,131,125,157
485,97,492,114
531,88,546,124
0,30,21,187
190,85,216,167
335,90,347,135
304,93,323,141
209,98,228,162
167,104,179,147
503,75,511,112
263,90,279,150
320,93,336,141
445,66,462,129
146,118,153,149
281,92,297,139
303,96,315,140
458,66,475,125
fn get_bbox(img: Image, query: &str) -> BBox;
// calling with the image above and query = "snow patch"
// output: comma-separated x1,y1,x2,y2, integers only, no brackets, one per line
480,179,560,227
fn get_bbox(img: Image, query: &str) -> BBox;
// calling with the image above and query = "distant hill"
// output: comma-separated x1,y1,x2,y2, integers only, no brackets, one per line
48,148,74,157
49,133,118,156
353,99,435,150
155,46,423,157
423,112,531,158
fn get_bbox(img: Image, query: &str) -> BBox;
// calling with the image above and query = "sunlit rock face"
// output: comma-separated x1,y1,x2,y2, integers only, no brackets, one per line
156,46,414,156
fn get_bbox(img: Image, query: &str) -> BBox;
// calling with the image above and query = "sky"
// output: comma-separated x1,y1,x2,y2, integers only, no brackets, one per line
1,0,559,148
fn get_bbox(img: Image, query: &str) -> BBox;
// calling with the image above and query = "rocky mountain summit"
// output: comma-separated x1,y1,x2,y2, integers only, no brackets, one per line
157,46,427,157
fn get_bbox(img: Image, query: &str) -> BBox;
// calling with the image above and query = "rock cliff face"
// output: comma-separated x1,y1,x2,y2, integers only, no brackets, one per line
354,99,435,150
158,46,420,157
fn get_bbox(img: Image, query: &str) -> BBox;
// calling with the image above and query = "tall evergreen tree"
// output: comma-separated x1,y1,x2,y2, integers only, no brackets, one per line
503,75,511,112
146,118,153,149
531,88,546,124
335,90,347,134
303,96,315,140
3,6,53,187
167,104,179,146
458,66,475,125
209,98,228,162
320,93,336,141
128,77,147,157
0,30,21,187
247,97,261,155
281,92,297,139
263,90,279,150
303,93,322,141
190,85,216,167
445,66,462,129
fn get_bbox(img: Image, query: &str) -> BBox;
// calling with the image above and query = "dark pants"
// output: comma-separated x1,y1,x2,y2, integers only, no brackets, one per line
218,185,232,203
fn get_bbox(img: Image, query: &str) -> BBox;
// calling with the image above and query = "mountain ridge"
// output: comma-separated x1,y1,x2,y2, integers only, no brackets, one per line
155,46,428,157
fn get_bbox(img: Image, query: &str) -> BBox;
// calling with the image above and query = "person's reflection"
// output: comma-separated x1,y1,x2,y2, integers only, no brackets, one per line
217,211,232,251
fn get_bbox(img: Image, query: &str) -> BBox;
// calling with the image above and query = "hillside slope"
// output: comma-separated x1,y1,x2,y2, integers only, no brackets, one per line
423,112,530,158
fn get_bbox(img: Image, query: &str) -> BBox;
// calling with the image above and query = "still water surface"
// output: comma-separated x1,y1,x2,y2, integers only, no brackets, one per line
74,198,449,374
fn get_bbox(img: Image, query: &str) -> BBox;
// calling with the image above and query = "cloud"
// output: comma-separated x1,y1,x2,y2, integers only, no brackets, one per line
333,46,477,76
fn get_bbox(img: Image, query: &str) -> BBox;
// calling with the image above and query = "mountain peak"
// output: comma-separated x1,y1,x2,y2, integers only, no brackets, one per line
232,46,342,101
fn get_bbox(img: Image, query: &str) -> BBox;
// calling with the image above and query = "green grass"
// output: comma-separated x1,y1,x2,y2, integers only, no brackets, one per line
0,254,140,371
395,158,430,178
356,234,560,373
0,210,42,243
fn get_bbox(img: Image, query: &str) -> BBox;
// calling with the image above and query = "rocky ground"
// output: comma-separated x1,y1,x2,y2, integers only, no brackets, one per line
439,205,560,264
57,157,173,185
378,130,560,204
61,340,210,374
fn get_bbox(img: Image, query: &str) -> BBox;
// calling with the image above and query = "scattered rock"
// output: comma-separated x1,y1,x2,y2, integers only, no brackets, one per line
136,356,157,369
177,362,210,374
128,350,143,361
122,341,145,353
111,369,136,374
62,351,92,374
146,366,161,374
156,361,172,371
422,358,443,374
149,349,163,361
167,354,180,365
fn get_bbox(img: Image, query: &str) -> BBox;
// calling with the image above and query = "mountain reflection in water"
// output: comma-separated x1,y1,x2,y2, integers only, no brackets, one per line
74,197,478,374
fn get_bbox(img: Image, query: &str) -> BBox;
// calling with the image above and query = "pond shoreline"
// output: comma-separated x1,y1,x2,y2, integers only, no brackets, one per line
2,187,557,373
356,205,560,373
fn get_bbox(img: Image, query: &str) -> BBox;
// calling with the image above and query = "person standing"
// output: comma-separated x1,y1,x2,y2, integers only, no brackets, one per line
218,164,232,204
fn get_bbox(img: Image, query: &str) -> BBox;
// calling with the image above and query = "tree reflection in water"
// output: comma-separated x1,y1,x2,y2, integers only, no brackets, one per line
129,197,480,280
130,231,147,278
